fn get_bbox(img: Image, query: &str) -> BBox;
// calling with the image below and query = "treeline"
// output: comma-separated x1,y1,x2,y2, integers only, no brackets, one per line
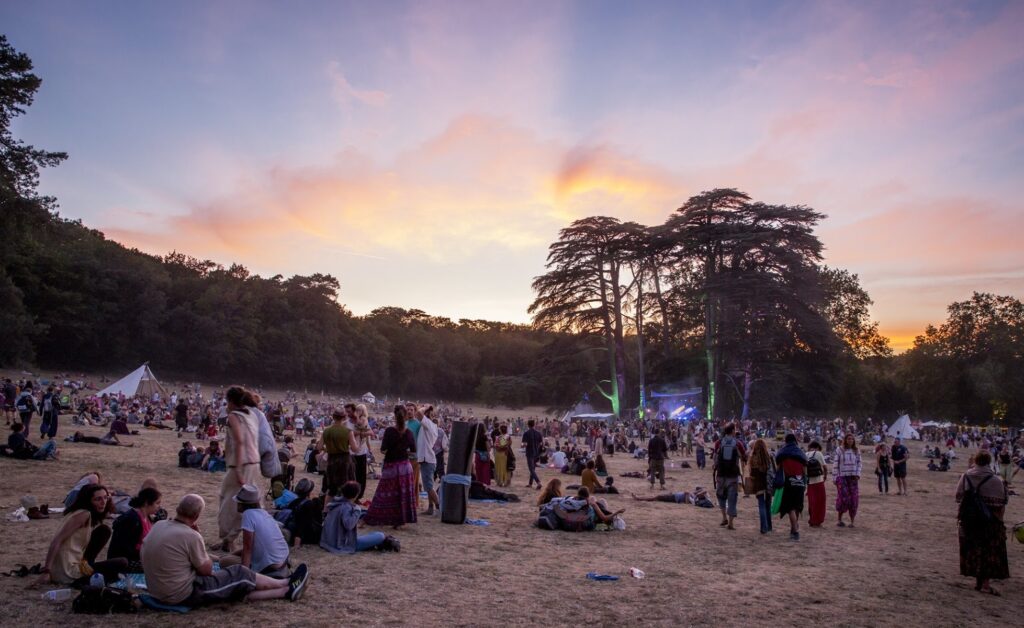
1,35,1021,421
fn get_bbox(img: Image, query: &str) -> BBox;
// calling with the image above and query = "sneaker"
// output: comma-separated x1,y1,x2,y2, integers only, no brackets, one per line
287,563,309,602
790,531,800,541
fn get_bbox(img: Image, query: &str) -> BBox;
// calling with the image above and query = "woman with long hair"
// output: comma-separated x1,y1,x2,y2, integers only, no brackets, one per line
747,438,774,535
833,433,862,528
108,487,162,572
39,484,128,586
363,405,417,528
474,426,492,486
537,478,563,507
218,386,262,551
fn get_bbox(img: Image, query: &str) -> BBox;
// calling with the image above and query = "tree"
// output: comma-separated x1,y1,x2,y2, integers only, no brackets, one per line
530,217,643,417
0,35,66,199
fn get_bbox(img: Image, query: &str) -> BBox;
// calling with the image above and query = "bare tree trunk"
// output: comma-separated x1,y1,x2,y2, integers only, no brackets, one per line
741,361,753,420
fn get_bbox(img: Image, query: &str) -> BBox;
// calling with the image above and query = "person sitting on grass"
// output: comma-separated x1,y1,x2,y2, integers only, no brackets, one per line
469,480,521,502
38,483,128,587
321,481,388,553
537,478,563,508
141,494,308,607
108,487,162,572
219,485,291,579
576,486,624,525
99,427,135,447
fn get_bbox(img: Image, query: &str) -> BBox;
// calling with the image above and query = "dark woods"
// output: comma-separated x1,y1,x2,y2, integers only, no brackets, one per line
1,36,1020,422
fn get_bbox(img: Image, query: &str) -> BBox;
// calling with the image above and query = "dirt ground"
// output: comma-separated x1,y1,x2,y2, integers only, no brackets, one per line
1,415,1020,627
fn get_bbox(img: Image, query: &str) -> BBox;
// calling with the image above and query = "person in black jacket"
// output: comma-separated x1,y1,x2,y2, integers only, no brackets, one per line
108,487,162,572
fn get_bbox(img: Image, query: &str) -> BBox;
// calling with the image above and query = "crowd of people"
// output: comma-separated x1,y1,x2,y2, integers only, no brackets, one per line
3,372,1020,607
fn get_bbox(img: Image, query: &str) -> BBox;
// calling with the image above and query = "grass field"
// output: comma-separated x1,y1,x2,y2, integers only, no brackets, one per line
0,411,1021,627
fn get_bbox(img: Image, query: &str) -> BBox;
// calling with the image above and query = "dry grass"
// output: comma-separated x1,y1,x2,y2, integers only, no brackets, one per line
1,417,1021,627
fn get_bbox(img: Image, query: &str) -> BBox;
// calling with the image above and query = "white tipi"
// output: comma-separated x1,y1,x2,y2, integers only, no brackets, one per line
886,414,921,441
98,363,168,399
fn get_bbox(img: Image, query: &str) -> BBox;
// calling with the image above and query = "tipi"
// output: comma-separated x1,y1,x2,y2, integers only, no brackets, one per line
98,363,168,399
886,414,920,441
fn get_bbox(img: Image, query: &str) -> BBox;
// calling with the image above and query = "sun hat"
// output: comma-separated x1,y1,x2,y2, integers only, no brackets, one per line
232,484,261,505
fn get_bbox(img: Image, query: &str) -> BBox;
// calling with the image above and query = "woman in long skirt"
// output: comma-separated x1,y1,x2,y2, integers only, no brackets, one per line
493,424,511,487
473,428,492,486
832,433,861,528
806,441,827,527
364,406,417,528
956,451,1009,595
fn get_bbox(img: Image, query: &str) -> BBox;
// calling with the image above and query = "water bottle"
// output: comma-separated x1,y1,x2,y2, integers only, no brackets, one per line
42,589,74,602
89,572,105,588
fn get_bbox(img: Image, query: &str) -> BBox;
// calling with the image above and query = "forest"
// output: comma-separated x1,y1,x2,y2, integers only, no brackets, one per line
1,35,1020,422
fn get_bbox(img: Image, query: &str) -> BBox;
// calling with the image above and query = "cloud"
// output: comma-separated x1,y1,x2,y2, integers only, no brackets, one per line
103,115,683,267
327,61,390,108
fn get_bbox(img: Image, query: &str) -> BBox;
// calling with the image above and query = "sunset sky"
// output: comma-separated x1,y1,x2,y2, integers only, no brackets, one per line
4,0,1023,350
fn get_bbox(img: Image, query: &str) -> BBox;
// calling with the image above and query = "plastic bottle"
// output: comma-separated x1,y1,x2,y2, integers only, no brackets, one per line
89,572,105,588
629,567,646,579
42,589,74,602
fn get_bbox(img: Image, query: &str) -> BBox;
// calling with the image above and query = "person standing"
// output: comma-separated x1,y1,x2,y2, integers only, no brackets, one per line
350,404,372,500
775,434,808,541
363,405,417,528
891,437,909,495
406,403,423,508
321,410,355,497
416,406,439,516
39,385,59,440
875,440,892,494
174,398,189,438
218,387,262,552
747,438,774,535
493,424,512,487
522,419,544,489
647,429,669,490
15,383,36,433
833,433,862,528
955,451,1009,595
805,441,828,527
474,427,492,486
713,423,747,530
694,432,707,470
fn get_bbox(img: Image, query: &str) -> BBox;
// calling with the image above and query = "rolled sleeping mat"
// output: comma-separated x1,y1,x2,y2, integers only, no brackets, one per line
440,473,470,524
447,421,479,476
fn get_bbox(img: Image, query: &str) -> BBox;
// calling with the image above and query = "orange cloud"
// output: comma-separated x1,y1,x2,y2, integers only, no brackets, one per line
103,115,682,266
327,62,390,108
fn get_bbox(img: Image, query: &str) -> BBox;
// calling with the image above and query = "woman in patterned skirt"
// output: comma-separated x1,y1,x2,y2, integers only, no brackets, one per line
832,433,862,528
955,451,1009,596
363,405,417,529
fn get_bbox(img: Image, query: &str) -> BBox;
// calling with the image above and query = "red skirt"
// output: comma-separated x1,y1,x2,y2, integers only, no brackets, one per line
807,481,826,526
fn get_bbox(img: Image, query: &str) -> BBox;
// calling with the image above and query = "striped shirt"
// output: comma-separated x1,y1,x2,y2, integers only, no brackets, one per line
832,448,862,477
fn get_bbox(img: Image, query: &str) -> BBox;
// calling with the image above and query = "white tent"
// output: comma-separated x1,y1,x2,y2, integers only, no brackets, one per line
560,400,595,423
361,392,376,404
98,364,168,399
572,413,616,423
886,414,921,441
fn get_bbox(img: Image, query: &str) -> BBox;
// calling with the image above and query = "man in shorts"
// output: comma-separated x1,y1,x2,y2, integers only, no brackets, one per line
141,494,309,607
891,437,909,495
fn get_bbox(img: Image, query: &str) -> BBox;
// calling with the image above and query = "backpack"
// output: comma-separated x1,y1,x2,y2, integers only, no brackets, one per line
958,475,993,529
15,393,35,414
72,586,136,614
716,437,740,477
250,408,281,479
807,454,823,478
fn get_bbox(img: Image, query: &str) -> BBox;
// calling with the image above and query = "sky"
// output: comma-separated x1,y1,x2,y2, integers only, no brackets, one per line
3,0,1023,351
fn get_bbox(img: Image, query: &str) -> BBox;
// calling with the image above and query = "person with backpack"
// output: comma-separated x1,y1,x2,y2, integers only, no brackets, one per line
713,423,748,530
647,429,669,489
775,433,808,541
955,450,1009,596
15,383,37,434
217,387,263,553
805,441,828,527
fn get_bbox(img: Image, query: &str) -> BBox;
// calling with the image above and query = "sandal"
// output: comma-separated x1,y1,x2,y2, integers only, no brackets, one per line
979,587,1000,596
